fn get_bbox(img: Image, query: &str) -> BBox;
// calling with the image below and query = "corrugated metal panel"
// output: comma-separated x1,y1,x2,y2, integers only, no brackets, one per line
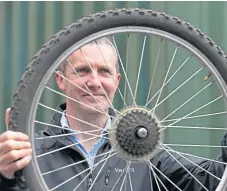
1,1,227,158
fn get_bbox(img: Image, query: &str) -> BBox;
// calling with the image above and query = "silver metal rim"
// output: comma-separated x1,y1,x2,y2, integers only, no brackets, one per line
27,26,227,191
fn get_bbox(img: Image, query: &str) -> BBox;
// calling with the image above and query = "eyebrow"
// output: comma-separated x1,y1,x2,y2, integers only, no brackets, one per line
72,63,113,71
68,63,89,71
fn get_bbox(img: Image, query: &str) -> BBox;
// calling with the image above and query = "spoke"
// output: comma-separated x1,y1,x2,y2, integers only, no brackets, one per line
149,164,161,191
35,129,102,140
162,81,213,121
134,35,147,102
79,49,118,116
152,169,168,191
152,47,178,114
35,120,109,139
67,58,117,116
160,125,227,131
124,33,130,107
111,162,129,191
73,148,116,191
87,149,117,191
35,120,79,132
146,38,163,104
128,167,134,191
50,149,116,191
42,149,116,176
95,40,127,108
55,71,120,115
34,120,114,139
119,162,131,191
159,95,223,132
50,168,91,191
38,103,104,131
67,58,107,115
163,144,221,181
159,145,209,191
151,67,203,113
147,160,182,191
163,143,227,148
112,36,137,107
149,167,153,191
72,170,92,191
44,86,114,119
157,146,227,166
161,111,227,123
145,56,191,107
37,132,108,158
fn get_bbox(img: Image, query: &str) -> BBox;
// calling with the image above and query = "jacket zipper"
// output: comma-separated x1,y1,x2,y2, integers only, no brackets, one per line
105,168,111,185
102,168,111,191
88,173,93,190
57,134,93,189
49,130,110,190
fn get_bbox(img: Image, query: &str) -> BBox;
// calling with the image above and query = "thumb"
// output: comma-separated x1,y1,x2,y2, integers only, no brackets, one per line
5,108,11,129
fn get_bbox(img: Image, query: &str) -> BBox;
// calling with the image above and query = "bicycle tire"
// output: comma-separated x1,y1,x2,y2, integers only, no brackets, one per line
8,8,227,191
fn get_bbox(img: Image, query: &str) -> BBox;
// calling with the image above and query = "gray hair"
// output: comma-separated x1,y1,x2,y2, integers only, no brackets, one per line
57,37,119,74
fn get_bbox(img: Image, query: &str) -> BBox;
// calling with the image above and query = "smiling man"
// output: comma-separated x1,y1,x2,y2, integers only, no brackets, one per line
55,39,121,153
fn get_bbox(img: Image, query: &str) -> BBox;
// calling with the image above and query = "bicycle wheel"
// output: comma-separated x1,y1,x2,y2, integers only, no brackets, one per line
9,8,227,191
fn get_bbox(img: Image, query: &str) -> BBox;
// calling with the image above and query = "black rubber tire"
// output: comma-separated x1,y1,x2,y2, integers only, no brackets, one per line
8,8,227,191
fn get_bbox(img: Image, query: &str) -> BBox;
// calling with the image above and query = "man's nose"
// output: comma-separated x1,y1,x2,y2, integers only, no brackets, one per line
86,71,101,89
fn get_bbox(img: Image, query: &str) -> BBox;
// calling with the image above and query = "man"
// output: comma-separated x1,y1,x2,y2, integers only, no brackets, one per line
0,37,226,191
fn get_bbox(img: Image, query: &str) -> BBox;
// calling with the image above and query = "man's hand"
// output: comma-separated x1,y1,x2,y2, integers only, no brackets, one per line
0,108,32,179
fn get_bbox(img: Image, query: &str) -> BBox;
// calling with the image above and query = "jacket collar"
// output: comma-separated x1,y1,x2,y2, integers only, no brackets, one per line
44,103,115,137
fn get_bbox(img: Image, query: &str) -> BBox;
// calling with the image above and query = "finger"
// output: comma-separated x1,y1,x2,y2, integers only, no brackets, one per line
0,140,31,155
0,155,32,178
0,131,29,143
5,108,11,129
0,148,32,165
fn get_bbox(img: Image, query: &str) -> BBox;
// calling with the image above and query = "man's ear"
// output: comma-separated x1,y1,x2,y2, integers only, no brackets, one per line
55,71,66,91
113,73,121,93
116,73,121,87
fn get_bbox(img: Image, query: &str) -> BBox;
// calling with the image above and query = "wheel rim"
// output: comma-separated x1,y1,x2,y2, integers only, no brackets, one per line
23,26,227,191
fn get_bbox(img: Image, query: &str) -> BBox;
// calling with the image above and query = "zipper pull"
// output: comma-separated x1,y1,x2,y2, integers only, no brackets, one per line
88,176,93,188
105,168,111,185
105,176,109,185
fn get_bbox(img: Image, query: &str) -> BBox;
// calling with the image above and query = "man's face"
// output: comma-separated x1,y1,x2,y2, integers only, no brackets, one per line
56,43,121,113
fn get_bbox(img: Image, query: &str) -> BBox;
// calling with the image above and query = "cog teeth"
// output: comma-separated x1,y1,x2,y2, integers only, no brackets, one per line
112,108,161,161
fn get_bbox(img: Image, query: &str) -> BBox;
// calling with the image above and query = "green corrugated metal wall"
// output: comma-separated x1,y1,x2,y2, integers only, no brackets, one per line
1,1,227,158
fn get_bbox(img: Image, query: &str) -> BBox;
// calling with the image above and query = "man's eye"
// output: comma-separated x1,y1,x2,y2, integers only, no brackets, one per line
100,68,111,74
75,68,90,75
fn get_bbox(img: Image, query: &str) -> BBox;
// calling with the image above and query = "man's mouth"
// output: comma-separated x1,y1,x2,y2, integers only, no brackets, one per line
82,94,104,97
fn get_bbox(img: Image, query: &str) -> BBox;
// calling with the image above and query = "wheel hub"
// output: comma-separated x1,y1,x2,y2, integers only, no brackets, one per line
109,107,163,162
136,126,148,138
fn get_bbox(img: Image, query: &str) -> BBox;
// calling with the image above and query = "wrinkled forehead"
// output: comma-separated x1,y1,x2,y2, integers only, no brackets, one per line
58,42,119,74
69,43,117,66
